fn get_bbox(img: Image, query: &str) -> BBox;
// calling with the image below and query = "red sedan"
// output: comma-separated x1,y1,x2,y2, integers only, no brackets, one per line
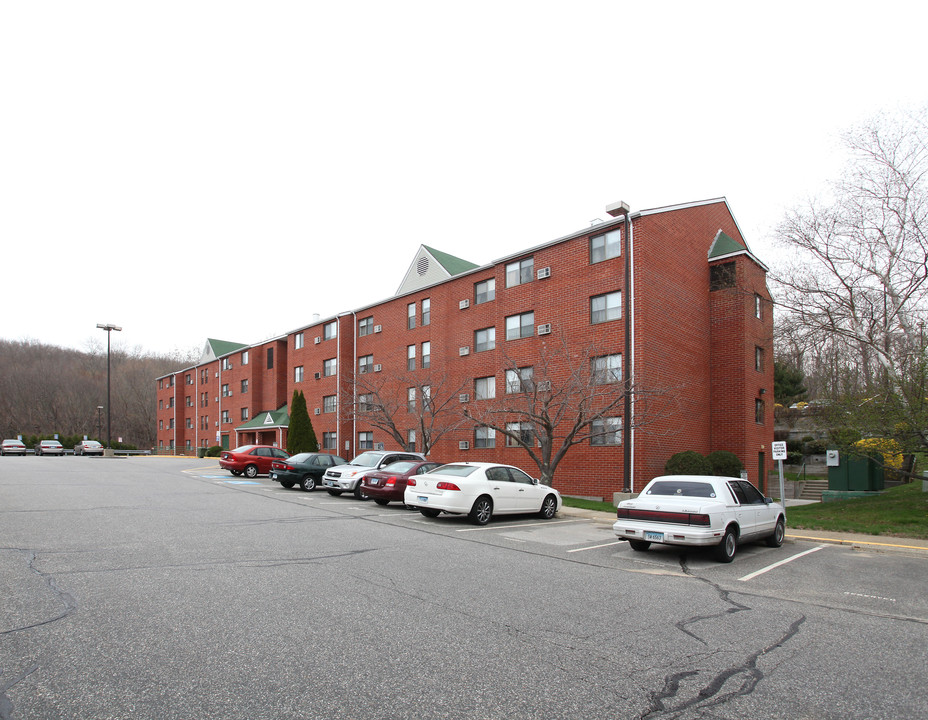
361,460,444,505
219,445,290,478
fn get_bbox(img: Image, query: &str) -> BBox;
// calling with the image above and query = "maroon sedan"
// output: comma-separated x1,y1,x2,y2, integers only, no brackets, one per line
361,460,444,505
219,444,290,478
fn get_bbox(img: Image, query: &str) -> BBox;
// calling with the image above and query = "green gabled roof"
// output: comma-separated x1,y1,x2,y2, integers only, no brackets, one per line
207,338,248,357
422,245,479,276
707,230,746,260
236,405,289,430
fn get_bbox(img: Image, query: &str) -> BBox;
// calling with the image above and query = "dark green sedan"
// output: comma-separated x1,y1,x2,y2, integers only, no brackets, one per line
270,452,346,491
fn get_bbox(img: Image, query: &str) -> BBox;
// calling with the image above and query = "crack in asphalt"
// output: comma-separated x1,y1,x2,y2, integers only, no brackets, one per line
0,664,39,720
1,550,78,636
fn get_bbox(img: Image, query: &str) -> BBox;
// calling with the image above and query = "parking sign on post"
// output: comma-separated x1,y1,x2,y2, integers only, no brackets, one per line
771,441,787,511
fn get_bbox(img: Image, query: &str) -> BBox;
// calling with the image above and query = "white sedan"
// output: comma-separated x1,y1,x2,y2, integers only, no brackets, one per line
404,462,562,525
613,475,785,562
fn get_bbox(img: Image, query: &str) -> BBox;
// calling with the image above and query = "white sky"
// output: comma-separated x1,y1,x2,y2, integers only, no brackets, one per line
2,1,926,357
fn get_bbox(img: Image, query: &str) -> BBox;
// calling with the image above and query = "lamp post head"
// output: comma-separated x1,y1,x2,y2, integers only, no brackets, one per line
96,323,122,332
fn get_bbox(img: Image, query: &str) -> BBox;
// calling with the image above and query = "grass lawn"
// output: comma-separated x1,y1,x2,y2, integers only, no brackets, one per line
563,482,928,539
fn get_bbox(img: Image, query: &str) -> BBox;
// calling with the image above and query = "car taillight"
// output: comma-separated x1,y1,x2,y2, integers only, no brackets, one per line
407,478,417,487
385,476,396,486
436,481,460,491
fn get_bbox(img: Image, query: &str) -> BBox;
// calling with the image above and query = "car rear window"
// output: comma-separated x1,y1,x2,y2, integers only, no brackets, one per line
381,461,417,473
431,464,479,477
646,480,716,498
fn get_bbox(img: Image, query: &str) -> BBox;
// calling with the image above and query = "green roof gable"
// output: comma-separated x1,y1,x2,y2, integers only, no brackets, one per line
237,405,289,430
421,246,479,276
207,338,248,357
707,230,746,260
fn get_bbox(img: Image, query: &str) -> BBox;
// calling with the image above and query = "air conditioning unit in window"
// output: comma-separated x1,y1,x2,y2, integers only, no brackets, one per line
459,299,470,309
459,346,470,356
314,336,321,344
459,393,470,403
314,408,320,415
314,372,321,380
459,441,470,450
374,324,383,333
538,323,552,335
537,380,551,392
537,266,551,279
374,364,382,372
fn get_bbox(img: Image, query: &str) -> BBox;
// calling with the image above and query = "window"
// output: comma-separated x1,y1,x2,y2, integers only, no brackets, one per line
406,429,416,452
475,278,495,304
421,298,430,326
241,408,250,422
590,228,621,263
241,379,248,394
357,393,373,412
422,341,431,369
323,358,337,377
267,348,274,369
323,395,337,413
475,327,496,352
407,302,416,330
407,345,416,371
358,431,374,450
591,417,622,445
755,399,765,424
422,385,431,411
295,366,304,383
475,376,496,400
358,316,374,337
169,396,175,408
186,417,193,429
221,410,230,424
295,333,304,350
168,376,175,387
185,396,193,407
359,354,374,374
324,321,337,340
241,350,249,365
592,354,622,384
475,426,496,449
710,261,736,291
323,432,337,450
755,293,763,319
755,346,764,372
506,367,534,393
591,292,621,324
407,387,416,412
222,358,232,370
221,384,231,398
506,311,534,340
506,257,534,287
505,422,534,446
185,373,193,385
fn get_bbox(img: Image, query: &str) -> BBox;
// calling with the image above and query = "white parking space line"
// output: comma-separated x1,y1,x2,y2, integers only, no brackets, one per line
566,541,625,553
738,545,826,581
455,520,585,533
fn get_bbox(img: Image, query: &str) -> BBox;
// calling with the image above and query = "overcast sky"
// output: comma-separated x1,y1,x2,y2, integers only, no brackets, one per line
2,1,925,358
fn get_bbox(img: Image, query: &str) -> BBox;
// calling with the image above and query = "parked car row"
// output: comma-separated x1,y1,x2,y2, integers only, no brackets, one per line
218,445,563,526
1,439,107,456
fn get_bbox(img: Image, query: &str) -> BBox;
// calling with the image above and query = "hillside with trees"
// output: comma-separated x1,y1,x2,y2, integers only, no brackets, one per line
0,339,194,449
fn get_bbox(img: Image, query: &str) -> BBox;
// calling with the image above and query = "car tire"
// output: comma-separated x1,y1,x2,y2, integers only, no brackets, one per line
354,484,369,501
469,496,493,525
538,494,558,519
374,498,390,506
280,481,295,489
244,465,258,479
714,526,738,563
628,539,651,552
419,507,441,518
766,517,786,547
327,489,343,496
300,475,316,492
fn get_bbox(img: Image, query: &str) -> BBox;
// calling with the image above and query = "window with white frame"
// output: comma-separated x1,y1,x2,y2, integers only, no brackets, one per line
295,332,304,349
506,311,534,340
358,316,374,337
422,341,431,369
359,354,374,374
324,321,337,340
506,257,534,287
323,432,336,450
323,395,337,413
755,346,764,372
185,396,192,407
592,354,622,384
241,350,249,365
221,383,231,397
505,421,534,446
295,366,304,382
241,408,250,422
591,417,622,445
475,327,496,352
358,431,374,449
506,367,534,394
421,298,430,326
475,376,496,400
755,294,763,319
475,426,496,448
221,410,230,424
475,278,495,304
357,393,373,412
407,387,416,412
406,429,416,452
407,345,416,371
422,385,431,410
591,291,621,324
590,228,621,264
323,358,337,377
407,302,416,329
222,358,232,370
241,379,248,394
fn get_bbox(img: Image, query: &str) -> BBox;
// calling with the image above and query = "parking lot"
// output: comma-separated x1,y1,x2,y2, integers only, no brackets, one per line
3,456,927,719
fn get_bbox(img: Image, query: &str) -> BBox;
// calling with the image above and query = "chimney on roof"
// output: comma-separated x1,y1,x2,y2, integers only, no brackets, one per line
606,201,630,217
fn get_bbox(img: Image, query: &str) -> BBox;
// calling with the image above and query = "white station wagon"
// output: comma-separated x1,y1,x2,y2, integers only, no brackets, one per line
613,475,785,562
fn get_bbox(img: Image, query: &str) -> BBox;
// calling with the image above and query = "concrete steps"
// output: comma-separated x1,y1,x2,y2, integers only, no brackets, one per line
800,479,829,500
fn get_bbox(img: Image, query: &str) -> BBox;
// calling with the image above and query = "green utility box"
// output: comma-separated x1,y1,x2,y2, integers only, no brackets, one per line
828,453,884,492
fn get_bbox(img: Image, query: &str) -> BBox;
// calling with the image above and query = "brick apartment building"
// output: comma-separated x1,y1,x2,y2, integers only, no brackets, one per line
156,197,774,499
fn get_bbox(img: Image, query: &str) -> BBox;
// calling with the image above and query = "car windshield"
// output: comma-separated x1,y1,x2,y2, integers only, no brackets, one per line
431,464,479,477
349,452,384,466
646,480,717,498
381,461,417,473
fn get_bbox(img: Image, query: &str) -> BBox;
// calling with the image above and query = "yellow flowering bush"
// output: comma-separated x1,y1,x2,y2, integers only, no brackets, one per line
853,438,903,470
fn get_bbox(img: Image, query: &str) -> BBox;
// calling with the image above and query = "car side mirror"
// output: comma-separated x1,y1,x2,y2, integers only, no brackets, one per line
532,478,539,485
764,497,773,504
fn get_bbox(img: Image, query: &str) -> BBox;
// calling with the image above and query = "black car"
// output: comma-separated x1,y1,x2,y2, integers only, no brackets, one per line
270,452,346,491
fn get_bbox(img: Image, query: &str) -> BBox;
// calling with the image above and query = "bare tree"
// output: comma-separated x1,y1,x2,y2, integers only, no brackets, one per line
349,369,469,455
772,108,928,450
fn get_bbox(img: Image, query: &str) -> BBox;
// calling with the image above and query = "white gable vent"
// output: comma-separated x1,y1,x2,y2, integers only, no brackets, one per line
537,266,551,280
538,323,552,335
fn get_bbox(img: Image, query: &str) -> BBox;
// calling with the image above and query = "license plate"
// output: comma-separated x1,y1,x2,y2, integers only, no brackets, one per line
644,531,664,542
418,496,428,503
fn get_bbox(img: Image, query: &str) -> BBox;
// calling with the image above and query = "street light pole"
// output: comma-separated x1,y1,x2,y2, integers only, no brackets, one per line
96,323,122,450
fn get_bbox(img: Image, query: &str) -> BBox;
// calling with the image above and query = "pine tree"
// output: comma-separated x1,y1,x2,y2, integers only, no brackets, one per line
287,389,317,454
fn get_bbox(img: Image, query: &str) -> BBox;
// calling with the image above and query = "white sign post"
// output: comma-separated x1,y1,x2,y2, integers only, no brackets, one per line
771,441,788,514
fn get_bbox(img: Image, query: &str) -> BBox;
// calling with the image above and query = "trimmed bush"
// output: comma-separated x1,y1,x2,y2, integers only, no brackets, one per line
707,450,743,477
206,446,222,457
664,451,712,476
